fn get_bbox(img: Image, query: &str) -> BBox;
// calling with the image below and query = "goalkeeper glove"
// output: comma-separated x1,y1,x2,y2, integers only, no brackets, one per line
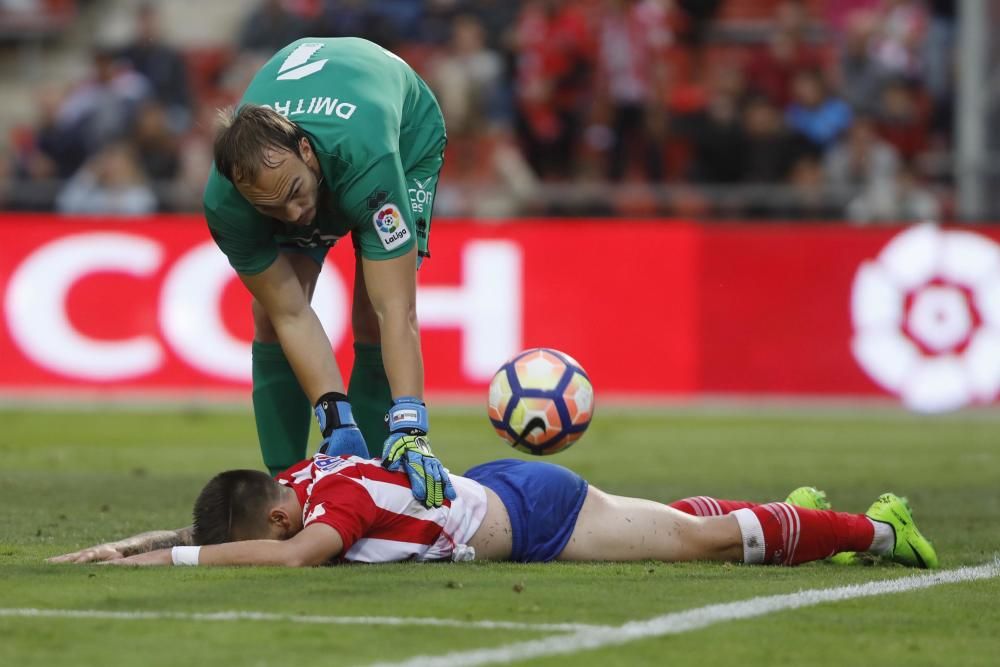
381,397,456,507
314,392,369,459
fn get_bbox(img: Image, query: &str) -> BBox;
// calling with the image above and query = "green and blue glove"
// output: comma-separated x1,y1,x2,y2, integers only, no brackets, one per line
381,397,456,508
314,392,369,459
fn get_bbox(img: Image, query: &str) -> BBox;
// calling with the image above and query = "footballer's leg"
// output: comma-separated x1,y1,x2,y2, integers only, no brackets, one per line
784,486,863,564
560,487,928,567
669,496,758,515
727,501,886,565
669,486,829,517
252,251,324,475
558,487,745,562
348,249,392,457
671,488,860,563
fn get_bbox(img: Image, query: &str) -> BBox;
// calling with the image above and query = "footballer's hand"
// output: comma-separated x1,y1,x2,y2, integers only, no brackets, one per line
315,392,369,458
382,434,456,508
381,398,456,507
48,543,125,564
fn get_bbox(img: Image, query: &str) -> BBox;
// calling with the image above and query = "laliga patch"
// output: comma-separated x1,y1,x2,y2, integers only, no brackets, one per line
373,203,410,250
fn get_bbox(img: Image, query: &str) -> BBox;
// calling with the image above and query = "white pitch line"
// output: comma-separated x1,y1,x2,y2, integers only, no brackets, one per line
366,561,1000,667
0,608,605,634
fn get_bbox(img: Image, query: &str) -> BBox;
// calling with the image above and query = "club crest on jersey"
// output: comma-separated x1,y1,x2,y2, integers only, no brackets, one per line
373,203,410,250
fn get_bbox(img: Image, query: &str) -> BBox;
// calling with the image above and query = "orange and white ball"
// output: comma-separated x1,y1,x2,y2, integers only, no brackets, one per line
487,348,594,455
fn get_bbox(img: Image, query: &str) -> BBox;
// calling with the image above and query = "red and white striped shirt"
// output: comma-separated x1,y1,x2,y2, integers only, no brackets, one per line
276,454,488,563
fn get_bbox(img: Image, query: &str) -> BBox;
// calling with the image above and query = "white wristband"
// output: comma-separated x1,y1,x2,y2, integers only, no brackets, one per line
171,546,201,566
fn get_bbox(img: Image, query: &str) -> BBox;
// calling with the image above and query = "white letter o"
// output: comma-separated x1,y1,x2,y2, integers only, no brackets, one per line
5,233,164,380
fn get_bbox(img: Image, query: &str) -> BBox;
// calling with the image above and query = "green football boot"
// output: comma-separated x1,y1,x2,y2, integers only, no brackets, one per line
827,550,863,565
785,486,831,511
865,493,939,569
784,486,860,565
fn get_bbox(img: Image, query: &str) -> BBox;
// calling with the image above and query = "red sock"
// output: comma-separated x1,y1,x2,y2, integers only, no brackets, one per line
669,496,758,516
732,503,875,565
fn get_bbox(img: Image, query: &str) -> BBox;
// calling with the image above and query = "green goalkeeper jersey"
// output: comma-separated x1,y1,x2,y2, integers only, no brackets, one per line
203,37,446,275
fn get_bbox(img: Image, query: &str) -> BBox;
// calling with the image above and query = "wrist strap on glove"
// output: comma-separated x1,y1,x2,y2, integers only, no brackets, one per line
314,392,357,437
386,396,428,435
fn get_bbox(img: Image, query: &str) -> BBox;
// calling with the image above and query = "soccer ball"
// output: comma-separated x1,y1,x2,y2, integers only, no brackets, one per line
487,348,594,455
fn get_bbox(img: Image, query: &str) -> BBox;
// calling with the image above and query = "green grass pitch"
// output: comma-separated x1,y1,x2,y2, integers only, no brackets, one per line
2,406,999,666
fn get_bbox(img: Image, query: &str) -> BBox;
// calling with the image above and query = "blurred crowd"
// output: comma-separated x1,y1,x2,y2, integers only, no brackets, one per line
1,0,958,221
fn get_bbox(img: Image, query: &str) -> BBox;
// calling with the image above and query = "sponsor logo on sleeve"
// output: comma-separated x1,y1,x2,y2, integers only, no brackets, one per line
373,203,410,250
408,177,434,214
366,190,389,210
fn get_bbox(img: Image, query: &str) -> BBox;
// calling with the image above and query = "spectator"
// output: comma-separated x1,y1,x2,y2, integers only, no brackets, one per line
172,103,218,212
419,0,459,46
119,2,194,132
596,0,670,182
465,0,522,54
785,69,853,150
429,14,506,136
0,0,955,218
54,46,152,170
922,0,955,137
21,86,79,180
674,0,724,47
0,142,12,210
238,0,307,56
874,79,929,161
847,160,940,223
56,143,158,215
513,0,598,180
321,0,374,39
780,153,842,219
824,116,900,193
774,0,817,43
740,96,802,183
321,0,410,48
871,0,928,82
688,74,744,183
429,13,510,194
825,0,883,35
131,102,181,186
837,10,885,114
744,27,823,108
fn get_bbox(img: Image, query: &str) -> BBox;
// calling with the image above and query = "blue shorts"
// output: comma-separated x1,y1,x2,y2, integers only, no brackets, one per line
463,459,589,563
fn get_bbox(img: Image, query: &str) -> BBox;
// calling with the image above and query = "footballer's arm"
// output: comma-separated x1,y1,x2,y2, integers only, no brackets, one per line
240,253,346,402
361,247,423,398
110,523,344,567
48,526,195,563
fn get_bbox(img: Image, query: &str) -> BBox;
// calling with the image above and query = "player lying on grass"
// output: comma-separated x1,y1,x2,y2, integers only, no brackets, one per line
50,437,938,569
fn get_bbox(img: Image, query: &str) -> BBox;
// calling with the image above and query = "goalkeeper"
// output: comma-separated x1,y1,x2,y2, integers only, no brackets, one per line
51,445,938,570
202,37,451,505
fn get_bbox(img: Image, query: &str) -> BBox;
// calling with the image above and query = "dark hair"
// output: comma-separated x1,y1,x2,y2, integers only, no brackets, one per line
192,469,286,545
213,104,307,184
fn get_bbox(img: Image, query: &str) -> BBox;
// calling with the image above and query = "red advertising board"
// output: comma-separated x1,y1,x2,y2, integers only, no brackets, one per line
2,215,998,412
